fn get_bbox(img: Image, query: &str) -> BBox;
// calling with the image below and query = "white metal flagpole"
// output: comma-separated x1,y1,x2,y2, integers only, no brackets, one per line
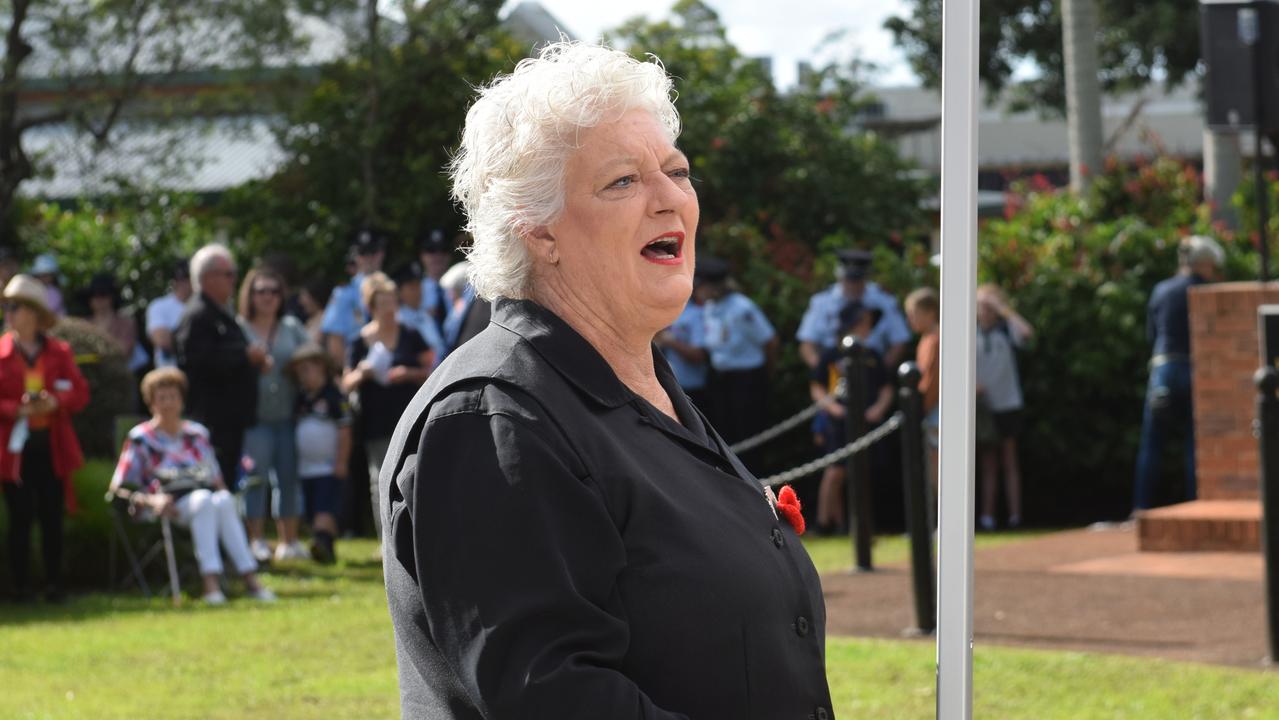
937,0,979,717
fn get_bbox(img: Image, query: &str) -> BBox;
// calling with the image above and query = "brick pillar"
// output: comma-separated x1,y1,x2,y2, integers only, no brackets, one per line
1189,282,1279,499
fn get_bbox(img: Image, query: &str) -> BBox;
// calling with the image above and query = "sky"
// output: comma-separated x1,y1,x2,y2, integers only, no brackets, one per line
522,0,920,89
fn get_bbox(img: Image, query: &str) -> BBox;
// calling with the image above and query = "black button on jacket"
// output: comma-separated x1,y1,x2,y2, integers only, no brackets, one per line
382,299,833,719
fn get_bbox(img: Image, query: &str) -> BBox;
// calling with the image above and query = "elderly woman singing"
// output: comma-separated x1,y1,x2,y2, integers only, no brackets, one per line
381,43,832,719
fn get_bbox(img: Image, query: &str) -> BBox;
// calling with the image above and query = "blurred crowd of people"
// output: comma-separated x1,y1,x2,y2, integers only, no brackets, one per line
0,228,491,604
2,228,1222,605
659,249,1036,536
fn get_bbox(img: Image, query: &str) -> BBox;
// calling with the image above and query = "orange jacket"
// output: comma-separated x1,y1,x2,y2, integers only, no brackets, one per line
0,332,90,512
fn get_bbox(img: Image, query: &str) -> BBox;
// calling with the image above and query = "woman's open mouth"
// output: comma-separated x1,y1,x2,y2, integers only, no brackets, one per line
641,232,684,265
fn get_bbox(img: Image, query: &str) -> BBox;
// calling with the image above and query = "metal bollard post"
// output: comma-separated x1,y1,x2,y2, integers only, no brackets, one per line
897,362,936,634
842,335,874,571
1254,365,1279,663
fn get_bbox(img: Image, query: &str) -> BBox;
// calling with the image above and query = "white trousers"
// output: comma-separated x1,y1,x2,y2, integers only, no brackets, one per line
175,489,258,577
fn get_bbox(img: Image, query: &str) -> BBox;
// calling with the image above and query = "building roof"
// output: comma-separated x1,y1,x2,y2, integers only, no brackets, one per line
16,2,572,200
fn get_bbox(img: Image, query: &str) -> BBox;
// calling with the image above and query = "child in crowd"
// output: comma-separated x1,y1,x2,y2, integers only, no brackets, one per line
288,343,352,564
905,287,940,502
809,302,894,535
975,283,1034,530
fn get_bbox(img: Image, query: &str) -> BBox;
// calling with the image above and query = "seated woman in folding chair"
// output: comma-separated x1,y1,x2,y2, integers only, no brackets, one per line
109,367,275,605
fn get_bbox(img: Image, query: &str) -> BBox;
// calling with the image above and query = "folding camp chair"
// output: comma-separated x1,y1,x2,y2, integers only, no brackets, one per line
106,473,267,604
106,490,191,605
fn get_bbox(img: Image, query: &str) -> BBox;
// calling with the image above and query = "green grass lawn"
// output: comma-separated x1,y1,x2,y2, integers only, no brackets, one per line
2,538,1276,719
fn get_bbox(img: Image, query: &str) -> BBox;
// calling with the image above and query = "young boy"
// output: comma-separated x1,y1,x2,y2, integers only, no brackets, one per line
288,343,353,564
975,284,1033,530
808,302,894,534
905,287,941,501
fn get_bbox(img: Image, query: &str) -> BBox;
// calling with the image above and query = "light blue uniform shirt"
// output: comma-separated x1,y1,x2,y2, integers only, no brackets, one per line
419,277,449,322
703,292,775,371
320,272,367,343
397,305,448,369
662,301,709,391
795,281,911,357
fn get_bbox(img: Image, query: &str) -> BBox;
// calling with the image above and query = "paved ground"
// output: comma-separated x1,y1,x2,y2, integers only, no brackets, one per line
820,526,1275,668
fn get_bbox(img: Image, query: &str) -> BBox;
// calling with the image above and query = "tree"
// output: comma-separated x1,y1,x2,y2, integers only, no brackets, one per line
605,0,923,254
1061,0,1103,191
885,0,1202,114
0,0,343,245
217,0,526,277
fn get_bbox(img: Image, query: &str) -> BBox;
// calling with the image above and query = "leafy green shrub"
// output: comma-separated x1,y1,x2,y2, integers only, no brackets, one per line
877,156,1263,523
0,461,116,591
49,317,137,459
21,194,211,315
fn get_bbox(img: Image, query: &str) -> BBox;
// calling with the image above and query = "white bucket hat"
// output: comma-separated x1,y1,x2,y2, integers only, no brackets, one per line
3,274,57,330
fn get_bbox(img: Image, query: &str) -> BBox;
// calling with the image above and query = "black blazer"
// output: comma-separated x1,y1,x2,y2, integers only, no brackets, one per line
174,292,258,430
382,299,834,720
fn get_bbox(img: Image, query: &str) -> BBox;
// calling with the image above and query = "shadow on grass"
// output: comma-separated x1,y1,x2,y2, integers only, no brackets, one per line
1,554,387,627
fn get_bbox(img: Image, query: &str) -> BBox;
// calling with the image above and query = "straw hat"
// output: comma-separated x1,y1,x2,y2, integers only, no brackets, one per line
286,341,337,379
3,274,57,330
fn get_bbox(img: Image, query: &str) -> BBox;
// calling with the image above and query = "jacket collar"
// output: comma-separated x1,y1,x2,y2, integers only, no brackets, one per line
198,292,236,320
492,298,635,408
0,331,45,360
491,299,761,489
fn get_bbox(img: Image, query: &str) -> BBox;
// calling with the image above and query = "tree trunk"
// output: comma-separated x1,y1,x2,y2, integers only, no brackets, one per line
361,0,380,225
1204,127,1243,230
0,0,34,247
1061,0,1104,193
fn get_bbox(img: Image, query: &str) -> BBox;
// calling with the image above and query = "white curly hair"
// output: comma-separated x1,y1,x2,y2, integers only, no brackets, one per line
448,41,681,301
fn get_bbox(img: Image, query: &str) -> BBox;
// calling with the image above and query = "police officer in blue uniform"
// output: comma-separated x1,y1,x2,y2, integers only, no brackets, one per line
656,290,709,410
417,230,453,337
796,249,911,370
698,257,776,465
393,262,449,367
321,228,387,364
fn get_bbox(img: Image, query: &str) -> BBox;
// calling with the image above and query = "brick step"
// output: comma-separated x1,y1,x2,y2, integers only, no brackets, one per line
1136,500,1262,553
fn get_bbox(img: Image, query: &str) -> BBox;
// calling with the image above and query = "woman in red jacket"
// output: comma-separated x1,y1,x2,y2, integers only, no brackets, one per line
0,274,90,603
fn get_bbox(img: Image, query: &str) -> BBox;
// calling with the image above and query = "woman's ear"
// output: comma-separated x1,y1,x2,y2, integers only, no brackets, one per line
523,225,559,265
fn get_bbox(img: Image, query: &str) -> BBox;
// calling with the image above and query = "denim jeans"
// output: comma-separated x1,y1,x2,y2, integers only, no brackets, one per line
242,420,302,519
1133,360,1196,510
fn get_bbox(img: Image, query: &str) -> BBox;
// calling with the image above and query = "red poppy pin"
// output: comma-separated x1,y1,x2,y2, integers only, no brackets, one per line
776,485,805,536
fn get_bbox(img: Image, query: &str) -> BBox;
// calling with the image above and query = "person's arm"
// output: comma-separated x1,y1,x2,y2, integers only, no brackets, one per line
389,360,431,385
994,296,1034,344
190,429,226,490
407,407,689,719
879,304,913,369
324,333,347,368
341,339,372,394
657,331,709,364
866,385,894,424
799,341,822,370
334,425,352,480
764,335,780,373
146,301,174,354
109,435,146,494
883,342,908,370
916,335,939,399
388,330,432,384
48,345,91,416
740,299,776,346
341,365,370,394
